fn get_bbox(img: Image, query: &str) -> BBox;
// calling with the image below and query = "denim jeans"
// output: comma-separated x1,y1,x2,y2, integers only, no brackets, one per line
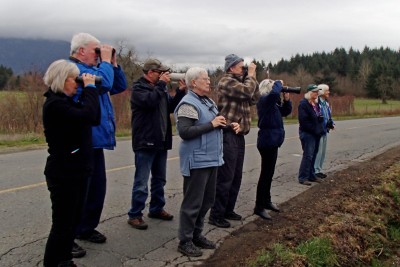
128,149,167,219
314,134,327,174
298,131,320,182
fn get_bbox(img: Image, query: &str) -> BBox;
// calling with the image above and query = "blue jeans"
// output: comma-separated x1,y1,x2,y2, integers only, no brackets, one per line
128,150,167,219
298,131,320,182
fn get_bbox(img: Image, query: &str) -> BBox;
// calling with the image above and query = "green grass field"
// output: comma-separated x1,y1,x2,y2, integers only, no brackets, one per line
354,98,400,113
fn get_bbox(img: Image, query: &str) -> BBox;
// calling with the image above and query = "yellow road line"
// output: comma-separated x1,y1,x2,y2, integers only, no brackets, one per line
0,120,395,195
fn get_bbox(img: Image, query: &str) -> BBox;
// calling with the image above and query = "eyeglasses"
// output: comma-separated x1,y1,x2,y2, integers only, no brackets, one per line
152,70,162,74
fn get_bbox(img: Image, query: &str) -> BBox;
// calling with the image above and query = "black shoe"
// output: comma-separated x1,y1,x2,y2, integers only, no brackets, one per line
316,173,327,178
224,211,242,221
71,242,86,258
178,241,203,257
193,235,216,249
57,260,77,267
299,180,312,186
77,229,107,243
208,217,231,228
266,202,280,212
309,177,323,183
254,208,272,220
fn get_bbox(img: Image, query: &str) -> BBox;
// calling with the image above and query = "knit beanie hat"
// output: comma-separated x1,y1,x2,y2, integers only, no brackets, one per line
224,54,243,72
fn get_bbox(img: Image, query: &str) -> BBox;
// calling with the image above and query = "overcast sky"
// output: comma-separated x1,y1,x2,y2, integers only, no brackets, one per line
1,0,399,70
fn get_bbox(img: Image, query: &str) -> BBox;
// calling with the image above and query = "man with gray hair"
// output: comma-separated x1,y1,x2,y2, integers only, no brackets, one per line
314,84,334,179
69,32,127,257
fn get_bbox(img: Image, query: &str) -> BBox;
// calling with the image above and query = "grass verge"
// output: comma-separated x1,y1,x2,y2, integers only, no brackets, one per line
248,162,400,267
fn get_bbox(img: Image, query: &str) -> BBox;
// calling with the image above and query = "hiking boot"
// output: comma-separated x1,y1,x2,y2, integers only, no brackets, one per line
193,235,216,249
71,242,86,258
148,210,174,221
178,241,202,257
127,217,148,230
224,211,242,221
77,229,106,243
208,217,231,228
315,173,327,178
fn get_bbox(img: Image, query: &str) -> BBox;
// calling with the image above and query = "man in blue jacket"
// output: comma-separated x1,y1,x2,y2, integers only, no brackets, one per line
128,59,186,230
69,33,127,257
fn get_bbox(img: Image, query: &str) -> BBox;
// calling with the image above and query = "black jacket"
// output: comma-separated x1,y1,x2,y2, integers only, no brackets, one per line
131,77,185,151
43,87,100,178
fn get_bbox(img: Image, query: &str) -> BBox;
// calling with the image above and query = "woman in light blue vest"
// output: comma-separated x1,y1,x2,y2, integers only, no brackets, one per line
174,67,239,257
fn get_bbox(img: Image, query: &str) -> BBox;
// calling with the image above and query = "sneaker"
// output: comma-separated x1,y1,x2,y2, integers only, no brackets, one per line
208,217,231,228
178,241,203,257
299,180,312,186
148,210,174,221
316,173,327,178
71,242,86,258
224,211,242,221
77,229,106,243
127,217,148,230
193,235,216,249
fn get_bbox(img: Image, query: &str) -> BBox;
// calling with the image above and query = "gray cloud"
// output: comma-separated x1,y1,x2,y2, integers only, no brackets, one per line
1,0,399,69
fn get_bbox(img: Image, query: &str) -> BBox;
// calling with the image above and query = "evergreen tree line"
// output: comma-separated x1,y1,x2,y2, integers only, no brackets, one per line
251,46,400,102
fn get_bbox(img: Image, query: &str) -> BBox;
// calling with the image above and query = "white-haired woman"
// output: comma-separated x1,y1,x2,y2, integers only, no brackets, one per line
297,84,324,186
254,79,292,220
174,67,239,257
42,59,99,267
314,84,334,179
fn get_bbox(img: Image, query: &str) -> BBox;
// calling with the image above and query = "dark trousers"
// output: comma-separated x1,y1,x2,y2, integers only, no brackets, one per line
77,148,107,235
256,147,278,209
210,131,245,219
179,167,217,242
43,175,88,267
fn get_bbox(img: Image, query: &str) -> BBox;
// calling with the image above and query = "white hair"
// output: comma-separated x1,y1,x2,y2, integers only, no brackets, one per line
317,84,329,96
259,79,274,96
43,59,79,93
185,67,208,90
70,33,100,55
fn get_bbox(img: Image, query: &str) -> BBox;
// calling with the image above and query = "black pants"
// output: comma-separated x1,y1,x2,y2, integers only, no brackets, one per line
255,147,278,209
210,131,245,219
77,148,106,235
43,175,88,267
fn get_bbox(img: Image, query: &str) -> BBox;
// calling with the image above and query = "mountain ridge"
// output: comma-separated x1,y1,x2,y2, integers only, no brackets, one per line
0,37,70,74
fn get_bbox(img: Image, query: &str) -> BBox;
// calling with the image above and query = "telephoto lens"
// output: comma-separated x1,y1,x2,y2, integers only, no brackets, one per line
281,86,301,94
75,76,102,85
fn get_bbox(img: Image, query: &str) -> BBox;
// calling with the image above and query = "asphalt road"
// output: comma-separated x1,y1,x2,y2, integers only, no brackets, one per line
1,116,400,267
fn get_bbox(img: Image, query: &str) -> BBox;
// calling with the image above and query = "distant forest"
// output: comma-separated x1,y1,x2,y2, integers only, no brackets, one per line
249,46,400,101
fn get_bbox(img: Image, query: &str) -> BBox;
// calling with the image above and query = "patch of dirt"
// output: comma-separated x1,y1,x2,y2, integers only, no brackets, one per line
202,146,400,267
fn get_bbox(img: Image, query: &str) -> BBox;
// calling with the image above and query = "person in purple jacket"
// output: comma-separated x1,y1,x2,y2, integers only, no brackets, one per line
254,79,292,220
68,33,127,257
